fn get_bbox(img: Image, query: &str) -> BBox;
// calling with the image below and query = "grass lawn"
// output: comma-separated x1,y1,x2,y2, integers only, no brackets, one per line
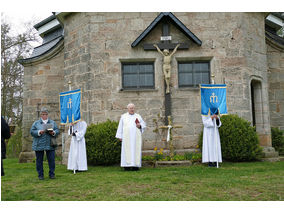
1,158,284,201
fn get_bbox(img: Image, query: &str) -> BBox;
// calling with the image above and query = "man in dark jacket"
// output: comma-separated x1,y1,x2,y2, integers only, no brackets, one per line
1,116,11,176
30,107,59,180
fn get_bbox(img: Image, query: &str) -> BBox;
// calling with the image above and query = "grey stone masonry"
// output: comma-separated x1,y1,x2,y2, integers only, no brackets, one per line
19,44,65,163
266,41,284,131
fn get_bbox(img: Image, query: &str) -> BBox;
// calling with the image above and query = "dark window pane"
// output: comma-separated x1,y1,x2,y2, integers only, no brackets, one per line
200,63,209,71
122,62,154,89
179,63,193,73
140,74,153,86
179,73,192,86
139,64,145,74
123,64,138,74
145,64,153,73
194,63,201,72
202,72,209,83
178,61,210,87
194,73,202,85
124,74,138,87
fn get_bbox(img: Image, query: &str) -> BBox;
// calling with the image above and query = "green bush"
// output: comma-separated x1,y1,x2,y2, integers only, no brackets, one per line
198,114,263,162
271,127,284,155
85,120,121,166
6,126,22,158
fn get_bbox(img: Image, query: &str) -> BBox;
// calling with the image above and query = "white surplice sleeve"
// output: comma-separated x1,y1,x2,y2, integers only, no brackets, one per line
68,125,73,136
202,115,215,128
115,116,123,139
139,116,146,134
216,116,222,128
75,121,87,142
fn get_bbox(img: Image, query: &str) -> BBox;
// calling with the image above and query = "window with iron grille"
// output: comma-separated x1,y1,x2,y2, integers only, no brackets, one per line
178,61,210,87
122,62,155,89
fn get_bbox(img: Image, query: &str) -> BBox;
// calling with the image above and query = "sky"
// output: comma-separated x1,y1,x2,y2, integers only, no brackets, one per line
2,11,53,34
1,0,283,35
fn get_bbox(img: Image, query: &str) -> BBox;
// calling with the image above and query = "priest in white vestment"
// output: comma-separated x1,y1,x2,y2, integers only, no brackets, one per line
202,114,222,167
115,103,146,171
67,120,88,172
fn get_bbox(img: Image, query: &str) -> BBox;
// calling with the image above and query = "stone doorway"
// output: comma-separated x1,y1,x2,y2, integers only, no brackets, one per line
250,79,264,132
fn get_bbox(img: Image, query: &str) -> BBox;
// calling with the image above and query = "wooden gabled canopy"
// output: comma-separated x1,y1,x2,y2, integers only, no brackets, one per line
131,12,202,48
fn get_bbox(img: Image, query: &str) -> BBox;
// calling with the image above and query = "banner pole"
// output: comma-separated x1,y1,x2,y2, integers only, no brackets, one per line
211,74,219,168
67,81,76,174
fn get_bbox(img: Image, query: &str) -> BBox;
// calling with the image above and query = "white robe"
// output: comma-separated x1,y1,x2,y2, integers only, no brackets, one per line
115,113,146,167
202,115,222,163
67,121,88,171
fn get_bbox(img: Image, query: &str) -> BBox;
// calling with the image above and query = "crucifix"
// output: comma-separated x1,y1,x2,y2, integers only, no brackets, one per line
159,116,183,160
144,20,189,125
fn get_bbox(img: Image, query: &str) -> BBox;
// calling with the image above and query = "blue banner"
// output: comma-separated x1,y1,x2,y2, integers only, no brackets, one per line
200,84,227,116
59,89,81,124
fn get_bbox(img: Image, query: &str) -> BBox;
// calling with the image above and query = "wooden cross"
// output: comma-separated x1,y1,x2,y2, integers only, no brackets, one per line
145,21,183,124
143,21,189,51
144,21,189,125
159,116,183,160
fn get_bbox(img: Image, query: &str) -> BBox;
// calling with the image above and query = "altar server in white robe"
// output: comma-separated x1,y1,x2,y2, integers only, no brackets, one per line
68,120,88,172
202,114,222,167
116,103,146,171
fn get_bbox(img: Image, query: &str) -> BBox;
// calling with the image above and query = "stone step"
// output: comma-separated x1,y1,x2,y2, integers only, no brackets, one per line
261,146,279,158
155,160,192,167
260,157,280,162
142,149,198,156
262,151,280,158
279,156,284,161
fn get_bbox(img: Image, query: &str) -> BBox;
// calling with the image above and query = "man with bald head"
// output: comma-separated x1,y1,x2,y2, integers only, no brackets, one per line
116,103,146,171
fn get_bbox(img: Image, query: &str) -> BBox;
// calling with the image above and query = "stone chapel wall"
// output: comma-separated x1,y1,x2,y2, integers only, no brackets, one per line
61,12,272,156
267,42,284,131
19,48,64,162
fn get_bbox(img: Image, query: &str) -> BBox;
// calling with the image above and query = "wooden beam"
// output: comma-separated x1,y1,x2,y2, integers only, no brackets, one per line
143,42,189,50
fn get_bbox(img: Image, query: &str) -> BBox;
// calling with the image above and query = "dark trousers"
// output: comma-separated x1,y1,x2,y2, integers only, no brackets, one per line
35,150,55,178
1,158,4,176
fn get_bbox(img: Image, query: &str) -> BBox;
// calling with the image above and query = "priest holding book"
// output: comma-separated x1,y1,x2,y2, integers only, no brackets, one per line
116,103,146,171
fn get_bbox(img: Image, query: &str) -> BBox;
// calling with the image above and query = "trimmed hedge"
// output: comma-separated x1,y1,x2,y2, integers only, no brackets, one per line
271,127,284,155
198,114,263,162
85,120,121,166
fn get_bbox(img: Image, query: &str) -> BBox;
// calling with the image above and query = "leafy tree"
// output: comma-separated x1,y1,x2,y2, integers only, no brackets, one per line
1,14,40,126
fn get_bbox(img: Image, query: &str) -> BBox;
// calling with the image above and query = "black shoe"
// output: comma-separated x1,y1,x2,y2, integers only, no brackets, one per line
208,162,214,167
124,167,131,171
49,176,55,179
132,167,140,171
38,176,44,180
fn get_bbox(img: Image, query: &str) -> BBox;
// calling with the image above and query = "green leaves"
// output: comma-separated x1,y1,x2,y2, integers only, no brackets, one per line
199,114,263,162
271,127,284,154
85,120,121,166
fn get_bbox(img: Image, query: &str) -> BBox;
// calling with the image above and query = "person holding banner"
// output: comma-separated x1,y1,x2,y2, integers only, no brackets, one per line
200,84,227,168
202,112,222,167
67,120,88,172
115,103,146,171
30,107,59,180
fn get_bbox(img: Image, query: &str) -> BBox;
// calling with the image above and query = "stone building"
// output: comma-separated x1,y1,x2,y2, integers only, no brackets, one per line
19,12,284,163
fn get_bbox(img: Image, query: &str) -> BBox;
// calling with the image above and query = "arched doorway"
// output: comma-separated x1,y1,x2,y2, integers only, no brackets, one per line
250,79,263,130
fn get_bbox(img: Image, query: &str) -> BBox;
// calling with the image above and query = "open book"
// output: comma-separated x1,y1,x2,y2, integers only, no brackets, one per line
43,123,54,131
